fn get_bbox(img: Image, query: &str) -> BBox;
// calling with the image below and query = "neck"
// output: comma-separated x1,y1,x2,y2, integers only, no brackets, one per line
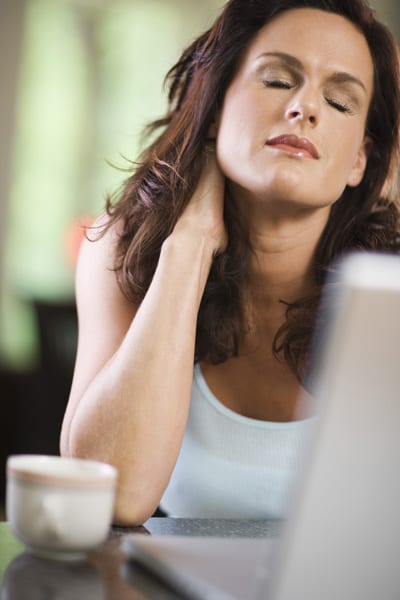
236,192,331,317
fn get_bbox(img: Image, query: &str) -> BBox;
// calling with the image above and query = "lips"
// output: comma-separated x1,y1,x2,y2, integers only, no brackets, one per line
266,134,319,159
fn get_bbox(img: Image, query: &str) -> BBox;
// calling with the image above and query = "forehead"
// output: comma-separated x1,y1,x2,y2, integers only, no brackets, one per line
237,8,374,92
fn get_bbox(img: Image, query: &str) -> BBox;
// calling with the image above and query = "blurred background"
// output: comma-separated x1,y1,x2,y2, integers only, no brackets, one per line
0,0,398,508
0,0,222,512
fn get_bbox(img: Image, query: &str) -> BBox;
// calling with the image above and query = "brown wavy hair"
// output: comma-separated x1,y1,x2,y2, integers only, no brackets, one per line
101,0,400,381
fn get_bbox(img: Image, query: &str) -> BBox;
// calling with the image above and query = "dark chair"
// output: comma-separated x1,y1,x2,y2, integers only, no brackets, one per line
0,300,78,509
10,299,79,456
32,298,78,381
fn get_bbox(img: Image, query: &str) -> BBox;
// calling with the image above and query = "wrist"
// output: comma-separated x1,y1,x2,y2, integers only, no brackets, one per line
164,226,216,263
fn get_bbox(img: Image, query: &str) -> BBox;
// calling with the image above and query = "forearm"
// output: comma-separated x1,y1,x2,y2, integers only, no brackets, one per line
65,231,213,523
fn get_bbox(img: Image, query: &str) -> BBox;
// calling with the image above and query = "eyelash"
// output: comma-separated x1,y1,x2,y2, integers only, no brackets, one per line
263,80,352,114
325,98,351,113
264,79,293,89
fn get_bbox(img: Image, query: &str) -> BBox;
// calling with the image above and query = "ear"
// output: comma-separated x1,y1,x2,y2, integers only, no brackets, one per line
207,120,218,140
347,136,372,187
207,108,221,141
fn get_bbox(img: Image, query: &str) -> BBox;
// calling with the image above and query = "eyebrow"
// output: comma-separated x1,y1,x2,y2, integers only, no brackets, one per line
255,51,368,94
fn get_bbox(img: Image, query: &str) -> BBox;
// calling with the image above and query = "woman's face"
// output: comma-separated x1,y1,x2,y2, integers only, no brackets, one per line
215,8,374,213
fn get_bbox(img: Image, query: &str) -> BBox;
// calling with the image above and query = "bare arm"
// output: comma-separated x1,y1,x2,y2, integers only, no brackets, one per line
60,152,226,525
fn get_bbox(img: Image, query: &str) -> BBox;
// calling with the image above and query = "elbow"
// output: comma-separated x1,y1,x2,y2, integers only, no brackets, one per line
67,447,163,526
59,411,82,459
112,483,161,527
59,445,158,525
60,425,165,526
59,432,70,458
112,502,156,528
59,422,72,458
59,419,106,463
59,429,85,461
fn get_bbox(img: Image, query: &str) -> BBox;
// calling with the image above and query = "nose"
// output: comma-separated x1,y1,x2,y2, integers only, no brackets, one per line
285,86,319,126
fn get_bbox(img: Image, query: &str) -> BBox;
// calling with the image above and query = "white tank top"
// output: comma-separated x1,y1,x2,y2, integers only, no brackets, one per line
160,364,315,519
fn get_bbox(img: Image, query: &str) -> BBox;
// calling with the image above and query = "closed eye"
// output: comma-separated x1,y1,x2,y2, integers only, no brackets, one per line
264,79,293,89
325,97,351,113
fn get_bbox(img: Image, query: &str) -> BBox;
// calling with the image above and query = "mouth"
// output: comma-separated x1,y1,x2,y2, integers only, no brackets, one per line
266,134,319,159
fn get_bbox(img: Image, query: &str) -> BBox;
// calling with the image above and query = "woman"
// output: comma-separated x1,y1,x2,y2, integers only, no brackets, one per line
60,0,400,525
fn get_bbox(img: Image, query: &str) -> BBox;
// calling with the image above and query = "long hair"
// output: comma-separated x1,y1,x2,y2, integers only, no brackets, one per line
102,0,400,380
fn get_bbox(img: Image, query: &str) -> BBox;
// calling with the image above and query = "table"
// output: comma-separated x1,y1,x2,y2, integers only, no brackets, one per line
0,518,280,599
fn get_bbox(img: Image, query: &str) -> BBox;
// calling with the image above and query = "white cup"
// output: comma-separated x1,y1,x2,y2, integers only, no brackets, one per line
6,454,118,561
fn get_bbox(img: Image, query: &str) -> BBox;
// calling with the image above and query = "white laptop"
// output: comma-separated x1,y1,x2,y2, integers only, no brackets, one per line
122,252,400,600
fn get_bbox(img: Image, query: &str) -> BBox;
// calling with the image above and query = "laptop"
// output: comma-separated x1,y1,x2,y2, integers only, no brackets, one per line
122,252,400,600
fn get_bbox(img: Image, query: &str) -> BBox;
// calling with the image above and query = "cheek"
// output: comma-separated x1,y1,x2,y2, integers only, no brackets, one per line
217,108,250,144
216,88,263,144
324,143,363,199
330,128,363,173
216,106,266,175
216,116,249,175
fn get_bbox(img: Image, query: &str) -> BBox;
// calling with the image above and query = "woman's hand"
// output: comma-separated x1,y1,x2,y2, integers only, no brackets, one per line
172,146,227,256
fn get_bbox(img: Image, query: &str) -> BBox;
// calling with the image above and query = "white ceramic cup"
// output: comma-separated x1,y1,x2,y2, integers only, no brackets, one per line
6,454,118,561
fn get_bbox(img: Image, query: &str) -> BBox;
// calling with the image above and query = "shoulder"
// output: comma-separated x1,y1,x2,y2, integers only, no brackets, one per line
76,212,124,277
75,212,134,313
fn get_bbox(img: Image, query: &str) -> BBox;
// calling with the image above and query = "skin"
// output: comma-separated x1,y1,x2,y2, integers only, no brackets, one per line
60,8,374,525
202,8,374,421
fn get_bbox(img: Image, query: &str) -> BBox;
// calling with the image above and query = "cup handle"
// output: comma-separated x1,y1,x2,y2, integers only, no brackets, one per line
41,495,65,539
